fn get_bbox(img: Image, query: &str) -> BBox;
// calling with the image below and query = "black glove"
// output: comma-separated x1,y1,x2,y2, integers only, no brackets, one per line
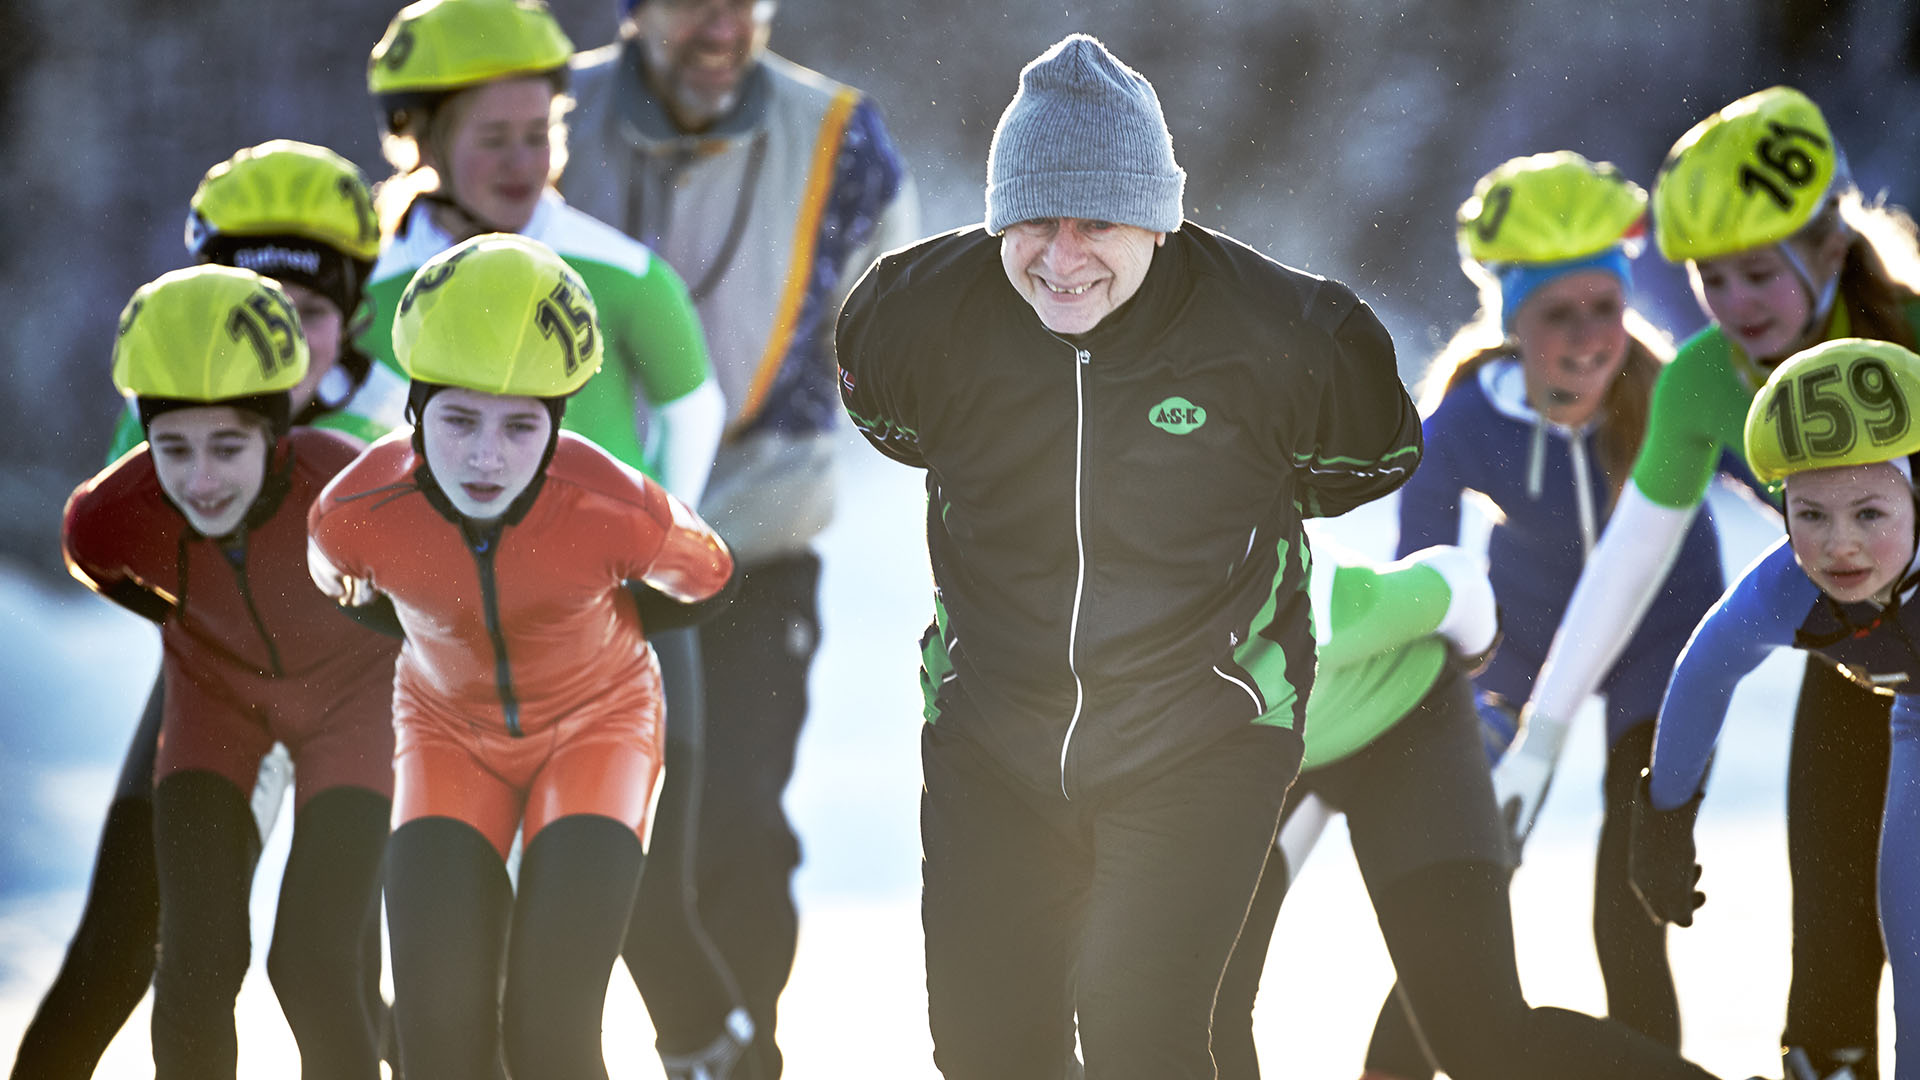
1628,769,1707,927
102,578,174,624
338,592,406,639
625,569,740,633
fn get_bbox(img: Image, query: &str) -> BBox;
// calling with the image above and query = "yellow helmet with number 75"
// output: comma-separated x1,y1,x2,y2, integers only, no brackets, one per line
394,231,601,398
1745,338,1920,485
111,265,310,437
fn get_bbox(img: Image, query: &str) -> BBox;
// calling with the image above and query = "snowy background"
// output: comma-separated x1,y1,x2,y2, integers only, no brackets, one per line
0,426,1891,1078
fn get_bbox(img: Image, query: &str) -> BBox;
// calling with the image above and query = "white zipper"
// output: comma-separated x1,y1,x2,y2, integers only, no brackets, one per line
1526,413,1599,560
1569,430,1597,559
1059,345,1092,799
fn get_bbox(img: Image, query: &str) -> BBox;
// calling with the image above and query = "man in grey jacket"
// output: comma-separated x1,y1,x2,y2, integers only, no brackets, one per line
561,2,918,1077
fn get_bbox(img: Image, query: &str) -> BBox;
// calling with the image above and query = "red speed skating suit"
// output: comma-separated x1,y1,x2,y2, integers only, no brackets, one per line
62,430,399,806
307,431,733,858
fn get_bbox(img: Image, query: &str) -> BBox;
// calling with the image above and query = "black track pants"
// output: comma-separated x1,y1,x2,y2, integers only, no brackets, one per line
388,814,644,1080
623,628,749,1057
921,718,1299,1080
1783,656,1890,1080
628,553,819,1078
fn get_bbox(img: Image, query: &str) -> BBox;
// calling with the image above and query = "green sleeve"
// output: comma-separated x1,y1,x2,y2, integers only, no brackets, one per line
556,257,710,474
1318,563,1451,670
1629,329,1751,509
1297,560,1452,770
577,256,710,407
356,273,408,377
311,411,386,445
106,405,144,464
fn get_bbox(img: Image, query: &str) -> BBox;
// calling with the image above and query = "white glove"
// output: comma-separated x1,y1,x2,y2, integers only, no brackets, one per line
1406,545,1499,658
1489,706,1570,853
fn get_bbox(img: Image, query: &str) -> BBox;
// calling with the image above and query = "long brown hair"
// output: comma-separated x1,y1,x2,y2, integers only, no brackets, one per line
1418,303,1672,503
1826,192,1920,348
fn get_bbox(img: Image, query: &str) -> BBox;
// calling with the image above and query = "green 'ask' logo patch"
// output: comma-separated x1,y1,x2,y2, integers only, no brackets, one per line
1149,396,1207,434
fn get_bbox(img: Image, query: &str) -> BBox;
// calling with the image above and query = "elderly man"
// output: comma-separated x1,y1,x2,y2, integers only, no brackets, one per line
561,3,918,1077
837,34,1421,1080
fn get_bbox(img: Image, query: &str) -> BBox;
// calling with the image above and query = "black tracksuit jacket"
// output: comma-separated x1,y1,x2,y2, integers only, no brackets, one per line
837,223,1421,800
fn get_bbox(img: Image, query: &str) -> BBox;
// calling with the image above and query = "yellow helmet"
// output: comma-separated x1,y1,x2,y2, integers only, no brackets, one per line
368,0,573,132
394,232,601,397
1458,151,1648,267
1653,86,1847,263
187,140,380,263
185,141,379,320
1745,338,1920,484
112,265,309,403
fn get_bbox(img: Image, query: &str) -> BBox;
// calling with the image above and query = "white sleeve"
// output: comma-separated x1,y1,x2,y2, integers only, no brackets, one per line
1491,482,1699,850
644,379,725,508
1526,480,1697,729
1405,545,1498,657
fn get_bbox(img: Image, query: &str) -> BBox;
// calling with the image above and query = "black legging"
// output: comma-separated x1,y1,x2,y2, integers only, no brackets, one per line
1219,859,1721,1080
1213,668,1721,1080
1593,720,1682,1044
150,771,389,1079
11,682,396,1080
1365,720,1680,1076
1783,656,1891,1080
386,813,644,1080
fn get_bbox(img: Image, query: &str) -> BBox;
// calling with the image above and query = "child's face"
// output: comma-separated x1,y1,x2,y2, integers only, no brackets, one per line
1690,246,1814,363
148,405,270,538
421,387,552,520
1786,461,1917,605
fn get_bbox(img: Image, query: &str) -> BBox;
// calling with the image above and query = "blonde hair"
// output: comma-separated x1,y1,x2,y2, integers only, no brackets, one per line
372,82,575,240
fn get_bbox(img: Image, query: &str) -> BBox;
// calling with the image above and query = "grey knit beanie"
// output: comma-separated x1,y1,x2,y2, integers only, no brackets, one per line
985,34,1185,235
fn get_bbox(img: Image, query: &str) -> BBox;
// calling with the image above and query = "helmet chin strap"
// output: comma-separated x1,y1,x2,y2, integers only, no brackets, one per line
1774,238,1846,359
414,190,501,243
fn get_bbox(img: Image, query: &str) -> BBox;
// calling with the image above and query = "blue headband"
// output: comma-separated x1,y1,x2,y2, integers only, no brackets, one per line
1497,247,1634,332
